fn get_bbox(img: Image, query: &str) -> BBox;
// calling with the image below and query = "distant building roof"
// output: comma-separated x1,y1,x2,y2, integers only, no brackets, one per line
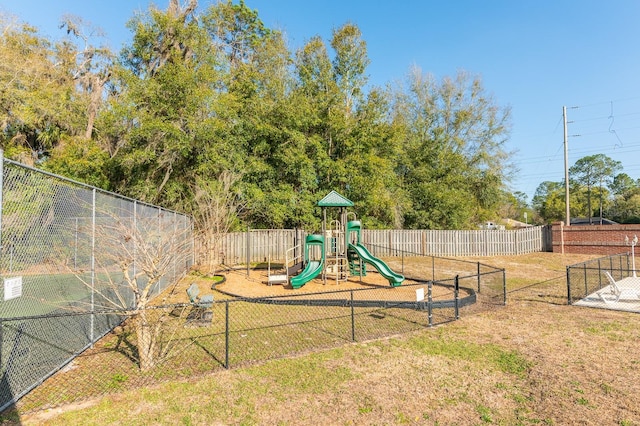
503,218,533,228
317,190,354,207
570,217,618,225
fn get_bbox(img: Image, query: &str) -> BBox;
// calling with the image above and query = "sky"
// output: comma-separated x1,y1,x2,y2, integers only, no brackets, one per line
2,0,640,204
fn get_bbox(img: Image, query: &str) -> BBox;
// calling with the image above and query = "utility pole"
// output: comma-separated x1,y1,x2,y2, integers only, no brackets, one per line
563,106,570,226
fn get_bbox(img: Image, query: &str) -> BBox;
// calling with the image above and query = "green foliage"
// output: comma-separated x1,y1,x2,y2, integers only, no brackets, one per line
43,136,111,188
331,23,369,115
392,70,512,228
0,16,112,168
534,154,639,224
0,21,85,162
533,181,566,223
569,154,622,221
499,191,536,225
3,2,518,231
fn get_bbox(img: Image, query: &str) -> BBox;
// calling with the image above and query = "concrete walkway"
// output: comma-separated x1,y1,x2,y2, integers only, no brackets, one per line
575,276,640,313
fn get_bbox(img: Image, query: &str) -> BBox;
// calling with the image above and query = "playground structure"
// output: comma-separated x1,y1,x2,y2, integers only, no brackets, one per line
4,163,505,414
269,191,405,289
346,220,405,286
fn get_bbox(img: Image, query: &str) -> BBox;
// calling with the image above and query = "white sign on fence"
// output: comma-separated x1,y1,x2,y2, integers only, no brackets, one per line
4,276,23,301
416,287,425,302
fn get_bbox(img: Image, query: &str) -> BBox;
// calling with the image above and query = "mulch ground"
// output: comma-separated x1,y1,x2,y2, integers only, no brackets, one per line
193,266,462,301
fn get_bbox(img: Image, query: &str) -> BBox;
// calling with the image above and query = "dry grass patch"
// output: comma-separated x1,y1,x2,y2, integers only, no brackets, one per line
13,252,640,425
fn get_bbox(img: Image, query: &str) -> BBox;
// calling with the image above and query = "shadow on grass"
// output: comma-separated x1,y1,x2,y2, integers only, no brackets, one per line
507,275,568,305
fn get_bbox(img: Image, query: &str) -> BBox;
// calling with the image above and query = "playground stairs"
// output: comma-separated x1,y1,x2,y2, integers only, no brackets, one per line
347,249,367,276
268,261,303,286
325,257,349,281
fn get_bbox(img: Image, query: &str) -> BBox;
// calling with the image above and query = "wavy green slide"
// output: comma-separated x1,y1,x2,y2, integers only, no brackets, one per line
348,243,405,287
290,260,324,289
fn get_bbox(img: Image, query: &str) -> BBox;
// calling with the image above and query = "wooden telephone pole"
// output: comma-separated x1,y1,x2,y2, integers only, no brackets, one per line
563,106,570,226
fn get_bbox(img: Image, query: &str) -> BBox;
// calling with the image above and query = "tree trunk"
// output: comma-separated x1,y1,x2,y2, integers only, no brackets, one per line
136,311,157,372
587,183,592,224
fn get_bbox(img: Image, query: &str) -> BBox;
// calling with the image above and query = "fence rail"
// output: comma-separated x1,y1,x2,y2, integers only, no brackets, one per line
210,226,550,267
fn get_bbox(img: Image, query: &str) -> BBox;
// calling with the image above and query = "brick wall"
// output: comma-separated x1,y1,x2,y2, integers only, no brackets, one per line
551,222,640,255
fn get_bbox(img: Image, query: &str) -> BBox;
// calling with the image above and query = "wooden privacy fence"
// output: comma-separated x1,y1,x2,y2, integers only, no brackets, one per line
197,229,305,267
203,226,551,266
363,226,550,257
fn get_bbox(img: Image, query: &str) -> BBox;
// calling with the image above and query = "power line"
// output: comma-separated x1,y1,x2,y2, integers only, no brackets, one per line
570,95,640,110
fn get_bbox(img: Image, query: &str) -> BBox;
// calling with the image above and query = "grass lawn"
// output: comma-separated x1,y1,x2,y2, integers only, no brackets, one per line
9,252,640,425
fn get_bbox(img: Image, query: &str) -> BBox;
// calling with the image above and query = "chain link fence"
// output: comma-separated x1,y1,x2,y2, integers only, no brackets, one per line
0,156,507,416
567,253,633,305
0,156,193,412
14,263,505,414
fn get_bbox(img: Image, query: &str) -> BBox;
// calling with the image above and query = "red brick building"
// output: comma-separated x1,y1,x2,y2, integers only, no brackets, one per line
552,222,640,255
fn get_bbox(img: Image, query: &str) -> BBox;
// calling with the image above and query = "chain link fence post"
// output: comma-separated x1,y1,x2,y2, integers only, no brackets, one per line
502,269,507,305
133,201,137,295
173,211,177,283
428,281,433,327
350,290,355,341
0,148,3,271
225,301,230,369
454,275,460,320
91,188,96,346
566,266,572,304
583,263,588,297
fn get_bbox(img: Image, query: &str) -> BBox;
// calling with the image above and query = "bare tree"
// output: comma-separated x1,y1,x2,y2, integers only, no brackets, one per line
191,171,244,273
69,207,193,371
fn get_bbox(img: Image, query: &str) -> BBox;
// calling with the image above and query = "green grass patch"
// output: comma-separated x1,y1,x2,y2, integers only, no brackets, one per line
405,333,532,378
476,404,494,423
584,320,639,342
246,349,355,394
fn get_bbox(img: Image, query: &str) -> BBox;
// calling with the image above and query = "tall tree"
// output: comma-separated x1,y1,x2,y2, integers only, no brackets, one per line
58,16,114,140
41,17,115,187
610,172,637,197
391,68,512,229
105,0,215,205
606,173,640,223
569,154,621,223
331,23,369,117
202,0,269,70
0,19,88,163
295,34,339,166
202,0,321,229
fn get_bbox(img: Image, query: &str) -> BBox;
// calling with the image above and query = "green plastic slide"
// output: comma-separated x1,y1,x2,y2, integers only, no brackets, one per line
290,260,323,289
348,243,404,287
290,234,326,289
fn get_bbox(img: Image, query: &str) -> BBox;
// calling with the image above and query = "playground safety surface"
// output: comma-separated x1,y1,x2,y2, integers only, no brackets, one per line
213,268,465,301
